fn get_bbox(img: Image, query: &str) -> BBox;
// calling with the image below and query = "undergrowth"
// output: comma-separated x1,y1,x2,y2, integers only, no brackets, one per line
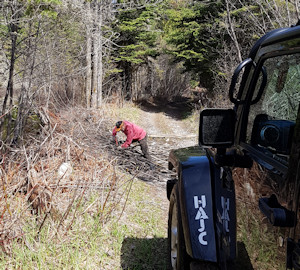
234,165,286,270
236,201,285,270
0,104,289,270
0,105,168,270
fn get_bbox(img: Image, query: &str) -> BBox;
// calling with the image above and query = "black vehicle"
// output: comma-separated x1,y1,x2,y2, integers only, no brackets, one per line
167,21,300,270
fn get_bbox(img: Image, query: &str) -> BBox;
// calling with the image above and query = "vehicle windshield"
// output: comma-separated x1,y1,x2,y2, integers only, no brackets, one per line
246,53,300,159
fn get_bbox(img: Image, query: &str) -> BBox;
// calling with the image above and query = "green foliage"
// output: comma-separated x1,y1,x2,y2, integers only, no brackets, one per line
105,68,123,78
160,0,224,88
230,5,259,17
114,6,160,66
112,0,229,91
25,0,61,18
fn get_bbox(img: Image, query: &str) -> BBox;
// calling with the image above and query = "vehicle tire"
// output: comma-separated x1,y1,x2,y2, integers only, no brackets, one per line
168,183,190,270
167,179,177,200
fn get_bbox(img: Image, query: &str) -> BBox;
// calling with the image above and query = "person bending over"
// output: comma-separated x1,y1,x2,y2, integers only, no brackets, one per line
112,120,151,160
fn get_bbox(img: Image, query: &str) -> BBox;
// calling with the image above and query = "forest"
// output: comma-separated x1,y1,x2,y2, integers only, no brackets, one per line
0,1,299,268
0,0,299,144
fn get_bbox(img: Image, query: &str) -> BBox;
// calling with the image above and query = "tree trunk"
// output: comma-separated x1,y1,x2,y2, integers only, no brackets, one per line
12,22,40,145
295,0,300,21
97,3,103,108
91,2,98,108
85,2,92,108
1,21,18,140
225,0,242,63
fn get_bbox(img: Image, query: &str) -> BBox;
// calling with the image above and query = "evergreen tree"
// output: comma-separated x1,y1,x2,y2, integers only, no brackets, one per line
113,5,160,99
161,0,224,90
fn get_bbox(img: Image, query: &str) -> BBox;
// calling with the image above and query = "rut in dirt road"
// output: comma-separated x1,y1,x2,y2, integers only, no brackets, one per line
96,113,197,186
72,100,199,186
97,129,177,187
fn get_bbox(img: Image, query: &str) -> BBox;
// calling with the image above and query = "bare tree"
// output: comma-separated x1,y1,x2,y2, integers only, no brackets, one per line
85,2,93,108
0,1,88,143
84,0,164,108
211,0,299,105
0,1,22,141
224,0,243,63
84,0,116,109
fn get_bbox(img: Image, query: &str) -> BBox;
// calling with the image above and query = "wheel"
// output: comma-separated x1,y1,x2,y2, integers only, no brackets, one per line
168,184,220,270
167,179,177,200
168,183,190,270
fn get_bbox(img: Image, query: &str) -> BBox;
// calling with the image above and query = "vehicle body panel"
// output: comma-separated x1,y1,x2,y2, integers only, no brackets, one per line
168,146,236,264
231,23,300,268
167,22,300,269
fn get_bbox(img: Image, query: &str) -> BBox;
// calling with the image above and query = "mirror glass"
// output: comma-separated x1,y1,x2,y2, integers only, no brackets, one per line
199,109,235,147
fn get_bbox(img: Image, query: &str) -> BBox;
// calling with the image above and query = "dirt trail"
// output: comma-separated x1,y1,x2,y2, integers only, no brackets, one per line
136,101,198,177
98,101,199,190
141,109,197,148
97,102,281,270
140,109,197,181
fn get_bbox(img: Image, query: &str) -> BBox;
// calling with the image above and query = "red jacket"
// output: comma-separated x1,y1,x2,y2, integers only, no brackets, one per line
112,121,146,148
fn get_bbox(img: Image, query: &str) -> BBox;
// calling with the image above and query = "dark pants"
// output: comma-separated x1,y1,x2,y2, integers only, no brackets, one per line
139,135,151,160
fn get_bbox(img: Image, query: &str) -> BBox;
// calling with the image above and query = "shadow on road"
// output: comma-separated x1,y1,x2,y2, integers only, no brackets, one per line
120,238,254,270
236,241,254,270
135,97,197,121
121,237,168,270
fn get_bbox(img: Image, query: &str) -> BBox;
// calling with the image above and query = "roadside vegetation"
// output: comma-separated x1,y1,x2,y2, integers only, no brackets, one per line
234,165,286,270
1,172,168,269
236,201,285,270
0,103,288,269
0,0,299,269
0,105,168,269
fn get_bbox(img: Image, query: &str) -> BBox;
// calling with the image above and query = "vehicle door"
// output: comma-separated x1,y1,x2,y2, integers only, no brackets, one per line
239,51,300,255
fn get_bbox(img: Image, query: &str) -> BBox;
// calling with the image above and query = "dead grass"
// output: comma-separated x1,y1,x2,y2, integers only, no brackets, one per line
233,165,286,270
0,104,171,269
0,106,137,268
0,102,288,269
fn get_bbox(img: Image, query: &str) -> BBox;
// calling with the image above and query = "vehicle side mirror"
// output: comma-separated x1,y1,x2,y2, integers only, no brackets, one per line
199,109,236,148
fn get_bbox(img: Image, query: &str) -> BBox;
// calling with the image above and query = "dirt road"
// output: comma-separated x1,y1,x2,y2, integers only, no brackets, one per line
65,101,280,269
96,100,199,188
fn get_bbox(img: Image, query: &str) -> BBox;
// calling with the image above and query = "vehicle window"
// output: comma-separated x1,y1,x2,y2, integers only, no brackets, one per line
246,53,300,162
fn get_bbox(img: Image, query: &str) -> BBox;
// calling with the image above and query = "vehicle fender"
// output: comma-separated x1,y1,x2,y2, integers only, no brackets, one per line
178,155,217,262
211,162,237,264
168,146,217,262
